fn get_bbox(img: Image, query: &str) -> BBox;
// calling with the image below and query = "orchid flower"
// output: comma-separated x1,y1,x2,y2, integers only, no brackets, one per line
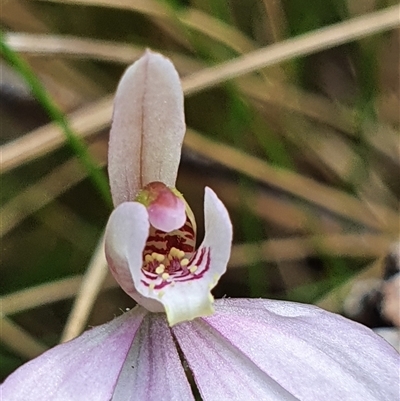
105,50,231,326
2,51,399,401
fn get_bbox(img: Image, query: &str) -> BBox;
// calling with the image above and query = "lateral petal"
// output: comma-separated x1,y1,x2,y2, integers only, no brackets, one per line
173,314,297,400
1,308,147,401
112,313,194,401
174,298,400,401
104,201,162,312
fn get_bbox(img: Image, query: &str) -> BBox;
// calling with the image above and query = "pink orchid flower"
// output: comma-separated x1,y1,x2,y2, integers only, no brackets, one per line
2,51,399,401
105,50,232,326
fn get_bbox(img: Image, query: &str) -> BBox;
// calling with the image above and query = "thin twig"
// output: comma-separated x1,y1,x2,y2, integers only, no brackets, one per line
0,141,107,237
182,5,400,94
3,32,205,76
1,277,83,315
1,275,117,316
32,0,256,54
184,129,398,233
315,258,384,313
61,234,108,342
0,33,112,206
0,317,48,359
3,6,399,173
229,234,392,268
1,96,113,173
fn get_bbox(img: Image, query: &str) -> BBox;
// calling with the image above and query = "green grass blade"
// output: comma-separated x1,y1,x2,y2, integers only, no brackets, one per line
0,32,112,207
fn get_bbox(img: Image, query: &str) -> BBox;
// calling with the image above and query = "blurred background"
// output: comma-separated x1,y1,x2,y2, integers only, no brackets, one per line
1,0,399,380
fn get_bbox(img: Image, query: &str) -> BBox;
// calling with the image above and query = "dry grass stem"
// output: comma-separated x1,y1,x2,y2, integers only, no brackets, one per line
178,7,256,53
3,7,398,173
0,317,49,359
2,275,118,316
35,203,97,251
61,234,108,343
316,258,384,313
3,32,205,74
1,1,103,106
0,141,107,237
261,0,287,42
5,33,144,63
33,0,256,54
199,177,341,234
240,77,357,135
229,234,392,268
185,129,396,232
1,97,112,173
284,122,397,210
182,5,400,95
1,276,83,315
4,30,362,139
365,124,400,167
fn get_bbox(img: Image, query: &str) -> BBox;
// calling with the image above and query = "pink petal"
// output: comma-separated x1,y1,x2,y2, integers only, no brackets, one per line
104,201,163,312
112,313,194,400
1,308,146,401
199,187,233,280
173,298,400,401
108,50,185,206
173,314,297,400
133,187,232,326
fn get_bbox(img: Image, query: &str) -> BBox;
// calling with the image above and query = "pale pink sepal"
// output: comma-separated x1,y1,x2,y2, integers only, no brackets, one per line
133,187,232,326
108,50,185,206
104,201,163,312
173,298,400,401
112,313,194,401
1,307,146,401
